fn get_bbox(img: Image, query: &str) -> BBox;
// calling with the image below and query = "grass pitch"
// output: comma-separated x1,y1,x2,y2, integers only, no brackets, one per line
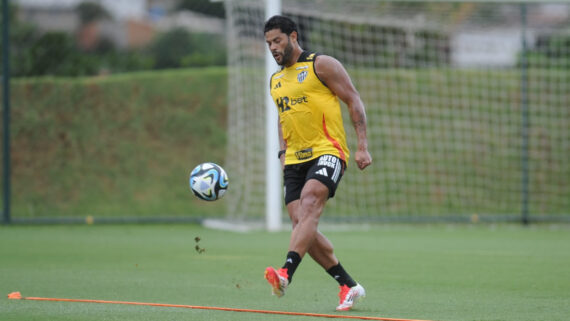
1,224,569,321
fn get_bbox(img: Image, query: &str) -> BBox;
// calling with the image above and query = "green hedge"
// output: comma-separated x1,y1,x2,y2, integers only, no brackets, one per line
4,68,228,219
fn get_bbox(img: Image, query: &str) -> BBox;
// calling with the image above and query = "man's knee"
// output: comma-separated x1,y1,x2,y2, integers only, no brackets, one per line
300,180,329,210
300,192,319,207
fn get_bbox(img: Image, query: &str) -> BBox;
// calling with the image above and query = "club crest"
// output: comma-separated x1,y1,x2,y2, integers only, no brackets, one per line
297,70,308,83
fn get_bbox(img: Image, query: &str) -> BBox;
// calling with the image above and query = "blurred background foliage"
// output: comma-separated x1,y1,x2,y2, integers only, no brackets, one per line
175,0,225,18
1,0,227,77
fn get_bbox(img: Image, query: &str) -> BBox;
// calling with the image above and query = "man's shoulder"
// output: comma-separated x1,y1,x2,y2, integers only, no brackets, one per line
313,54,343,74
298,51,321,63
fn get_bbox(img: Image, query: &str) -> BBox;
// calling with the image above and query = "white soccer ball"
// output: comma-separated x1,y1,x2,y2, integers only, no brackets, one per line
189,162,229,201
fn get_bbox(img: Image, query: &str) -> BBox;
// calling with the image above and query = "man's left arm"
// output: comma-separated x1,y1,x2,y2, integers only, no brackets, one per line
315,55,372,170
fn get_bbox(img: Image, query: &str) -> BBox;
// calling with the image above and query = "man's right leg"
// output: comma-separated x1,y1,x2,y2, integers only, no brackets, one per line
265,193,364,309
265,188,332,298
287,199,338,269
287,199,358,289
287,199,365,311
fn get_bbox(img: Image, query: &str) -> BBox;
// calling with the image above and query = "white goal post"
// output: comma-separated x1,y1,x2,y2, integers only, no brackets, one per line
264,0,282,231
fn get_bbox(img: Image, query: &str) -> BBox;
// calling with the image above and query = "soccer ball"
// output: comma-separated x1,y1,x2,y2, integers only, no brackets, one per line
189,162,229,201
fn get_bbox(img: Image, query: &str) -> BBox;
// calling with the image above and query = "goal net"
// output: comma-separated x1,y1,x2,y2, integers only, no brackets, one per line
224,0,570,223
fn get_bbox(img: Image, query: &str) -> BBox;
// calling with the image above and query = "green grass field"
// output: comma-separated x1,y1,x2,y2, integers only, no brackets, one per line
1,224,569,321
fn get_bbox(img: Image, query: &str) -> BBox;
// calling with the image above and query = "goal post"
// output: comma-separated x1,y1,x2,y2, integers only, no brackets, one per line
224,0,570,225
264,0,282,231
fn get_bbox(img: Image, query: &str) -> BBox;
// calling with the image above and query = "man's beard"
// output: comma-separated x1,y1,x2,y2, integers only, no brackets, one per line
278,39,294,66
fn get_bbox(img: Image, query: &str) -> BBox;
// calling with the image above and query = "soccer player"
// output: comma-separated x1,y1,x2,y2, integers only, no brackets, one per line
263,15,372,311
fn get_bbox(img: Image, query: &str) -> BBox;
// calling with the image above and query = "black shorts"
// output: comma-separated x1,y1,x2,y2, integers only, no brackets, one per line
283,154,346,205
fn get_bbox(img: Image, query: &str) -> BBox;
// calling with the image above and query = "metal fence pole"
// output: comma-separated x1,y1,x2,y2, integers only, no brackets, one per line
520,3,530,225
2,0,11,224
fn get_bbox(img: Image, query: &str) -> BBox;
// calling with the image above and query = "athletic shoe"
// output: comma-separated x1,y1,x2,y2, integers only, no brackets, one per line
264,267,289,297
336,283,366,311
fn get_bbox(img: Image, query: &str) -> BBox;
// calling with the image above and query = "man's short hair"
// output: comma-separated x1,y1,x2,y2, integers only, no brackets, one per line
264,15,298,36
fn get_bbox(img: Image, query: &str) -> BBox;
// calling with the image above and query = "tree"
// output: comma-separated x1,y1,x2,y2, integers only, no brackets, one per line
148,28,226,69
175,0,225,18
75,1,111,25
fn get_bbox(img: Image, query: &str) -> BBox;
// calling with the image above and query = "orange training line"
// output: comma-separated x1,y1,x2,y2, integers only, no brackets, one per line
7,292,432,321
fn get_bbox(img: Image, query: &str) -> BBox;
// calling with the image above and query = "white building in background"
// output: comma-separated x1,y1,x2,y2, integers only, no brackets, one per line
451,29,533,68
450,4,569,68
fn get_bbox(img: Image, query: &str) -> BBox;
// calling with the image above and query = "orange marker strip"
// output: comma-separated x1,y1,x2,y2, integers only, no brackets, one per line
7,292,431,321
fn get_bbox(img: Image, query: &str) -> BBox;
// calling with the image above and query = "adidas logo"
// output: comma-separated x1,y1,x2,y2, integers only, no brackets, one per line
273,82,281,89
286,258,293,264
316,168,328,177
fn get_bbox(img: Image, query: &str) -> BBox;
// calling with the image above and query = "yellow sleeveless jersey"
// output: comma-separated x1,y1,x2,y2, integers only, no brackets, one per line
270,51,349,165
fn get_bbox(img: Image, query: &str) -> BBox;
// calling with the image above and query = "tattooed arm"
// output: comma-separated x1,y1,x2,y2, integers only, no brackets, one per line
315,55,372,170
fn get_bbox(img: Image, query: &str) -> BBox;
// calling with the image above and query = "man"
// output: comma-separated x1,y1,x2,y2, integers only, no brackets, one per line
263,15,372,311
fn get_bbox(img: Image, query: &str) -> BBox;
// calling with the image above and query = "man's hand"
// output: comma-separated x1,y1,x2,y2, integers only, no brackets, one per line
354,149,372,170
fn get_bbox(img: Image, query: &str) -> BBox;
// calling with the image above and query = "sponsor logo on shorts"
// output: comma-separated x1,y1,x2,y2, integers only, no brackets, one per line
317,155,342,183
